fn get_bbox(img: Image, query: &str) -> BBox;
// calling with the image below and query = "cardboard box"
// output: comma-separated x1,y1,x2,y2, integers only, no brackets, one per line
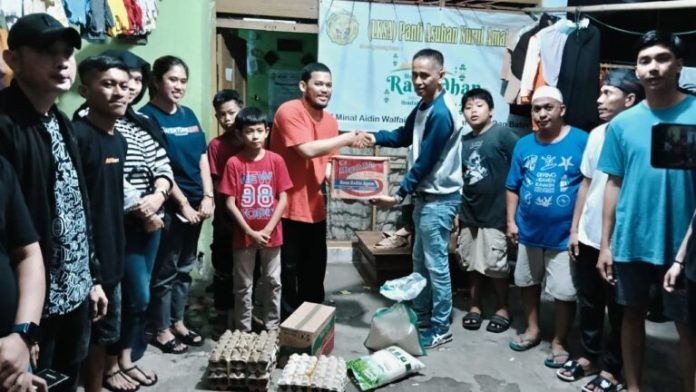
330,155,390,200
279,302,335,360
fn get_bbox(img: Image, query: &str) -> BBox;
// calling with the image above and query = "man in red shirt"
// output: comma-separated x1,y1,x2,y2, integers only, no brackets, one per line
270,62,360,318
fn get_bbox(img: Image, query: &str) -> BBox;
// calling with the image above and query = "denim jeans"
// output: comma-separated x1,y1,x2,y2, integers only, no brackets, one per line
150,212,202,331
120,229,161,357
411,192,459,330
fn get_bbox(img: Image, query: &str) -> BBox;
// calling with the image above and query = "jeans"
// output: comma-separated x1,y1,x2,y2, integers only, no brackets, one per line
150,212,202,331
280,219,327,319
411,193,459,330
211,193,235,310
232,247,282,331
120,229,161,358
38,300,90,392
574,242,622,375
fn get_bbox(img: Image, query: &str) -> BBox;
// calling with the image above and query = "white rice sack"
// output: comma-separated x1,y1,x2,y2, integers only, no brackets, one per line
347,346,425,391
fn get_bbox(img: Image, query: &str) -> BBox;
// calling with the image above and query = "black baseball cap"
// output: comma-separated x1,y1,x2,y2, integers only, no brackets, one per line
8,13,81,51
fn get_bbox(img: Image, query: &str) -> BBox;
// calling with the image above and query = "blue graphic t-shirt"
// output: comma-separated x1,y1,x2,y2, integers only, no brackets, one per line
598,95,696,265
140,103,207,204
506,127,588,250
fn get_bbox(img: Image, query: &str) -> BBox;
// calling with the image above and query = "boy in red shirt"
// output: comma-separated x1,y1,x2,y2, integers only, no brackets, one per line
219,107,293,331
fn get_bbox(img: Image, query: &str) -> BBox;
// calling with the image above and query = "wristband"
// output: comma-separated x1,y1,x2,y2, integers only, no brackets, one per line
674,260,685,268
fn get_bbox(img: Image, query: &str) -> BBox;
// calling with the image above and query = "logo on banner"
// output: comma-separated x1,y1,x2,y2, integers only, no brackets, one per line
326,11,359,45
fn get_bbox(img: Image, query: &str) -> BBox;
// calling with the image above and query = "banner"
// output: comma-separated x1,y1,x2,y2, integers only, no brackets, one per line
318,0,533,131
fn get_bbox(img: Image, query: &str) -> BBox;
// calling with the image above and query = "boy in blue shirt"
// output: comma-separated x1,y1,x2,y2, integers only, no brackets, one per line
597,31,696,392
505,86,587,368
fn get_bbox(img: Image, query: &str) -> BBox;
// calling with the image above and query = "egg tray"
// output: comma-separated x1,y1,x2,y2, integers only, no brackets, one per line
276,354,347,392
208,330,279,376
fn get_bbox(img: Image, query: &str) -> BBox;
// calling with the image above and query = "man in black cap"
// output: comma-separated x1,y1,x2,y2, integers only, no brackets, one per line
557,69,643,391
0,13,107,392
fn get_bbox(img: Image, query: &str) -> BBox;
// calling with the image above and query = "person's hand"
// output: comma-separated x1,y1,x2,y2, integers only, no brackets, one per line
134,193,165,219
506,221,519,244
247,230,270,247
664,262,684,293
8,372,48,392
597,247,615,285
143,214,165,233
568,231,579,261
89,284,108,321
0,334,30,390
180,202,201,224
198,197,214,220
369,195,397,208
29,345,38,370
353,132,375,148
453,214,460,233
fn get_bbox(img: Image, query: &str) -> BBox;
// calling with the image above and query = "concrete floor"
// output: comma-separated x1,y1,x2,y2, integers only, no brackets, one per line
107,263,682,392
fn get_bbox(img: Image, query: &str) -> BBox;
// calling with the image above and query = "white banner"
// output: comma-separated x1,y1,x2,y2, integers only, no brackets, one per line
318,0,533,131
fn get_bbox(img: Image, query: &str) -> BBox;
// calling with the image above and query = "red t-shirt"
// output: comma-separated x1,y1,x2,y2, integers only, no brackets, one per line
218,150,293,249
269,99,338,223
208,132,243,189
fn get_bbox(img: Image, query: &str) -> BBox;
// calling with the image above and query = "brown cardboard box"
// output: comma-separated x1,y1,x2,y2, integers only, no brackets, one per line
330,155,390,200
279,302,335,362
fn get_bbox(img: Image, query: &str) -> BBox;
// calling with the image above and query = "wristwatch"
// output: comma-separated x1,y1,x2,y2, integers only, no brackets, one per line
13,322,41,345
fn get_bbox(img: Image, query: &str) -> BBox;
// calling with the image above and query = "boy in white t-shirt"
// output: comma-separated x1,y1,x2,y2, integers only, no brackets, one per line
558,69,643,391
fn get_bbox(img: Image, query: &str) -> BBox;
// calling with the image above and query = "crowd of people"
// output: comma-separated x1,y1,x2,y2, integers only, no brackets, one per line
0,10,695,392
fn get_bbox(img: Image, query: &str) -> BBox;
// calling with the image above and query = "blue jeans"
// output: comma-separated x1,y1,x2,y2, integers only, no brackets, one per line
119,229,161,356
412,192,459,330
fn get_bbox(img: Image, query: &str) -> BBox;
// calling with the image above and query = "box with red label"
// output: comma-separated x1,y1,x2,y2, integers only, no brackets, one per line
278,302,335,366
330,155,390,200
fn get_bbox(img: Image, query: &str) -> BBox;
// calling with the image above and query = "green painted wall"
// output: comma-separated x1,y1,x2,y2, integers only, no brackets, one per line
58,0,215,134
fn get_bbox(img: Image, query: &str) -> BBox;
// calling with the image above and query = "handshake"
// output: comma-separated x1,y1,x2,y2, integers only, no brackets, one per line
344,130,376,149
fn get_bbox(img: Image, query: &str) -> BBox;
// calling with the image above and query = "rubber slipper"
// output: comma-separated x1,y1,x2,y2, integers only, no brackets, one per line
174,329,204,347
151,337,188,354
544,350,570,369
103,370,139,392
556,360,599,382
508,334,541,351
122,365,158,387
582,374,623,392
461,312,482,330
486,314,511,333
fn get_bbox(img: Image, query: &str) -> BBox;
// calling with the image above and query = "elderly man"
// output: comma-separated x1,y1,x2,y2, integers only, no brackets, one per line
505,86,588,368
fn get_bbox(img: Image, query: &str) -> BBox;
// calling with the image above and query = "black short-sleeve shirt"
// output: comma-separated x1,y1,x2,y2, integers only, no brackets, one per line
0,156,39,336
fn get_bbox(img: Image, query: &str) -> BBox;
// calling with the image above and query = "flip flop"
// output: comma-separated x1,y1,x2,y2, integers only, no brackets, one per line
582,374,623,392
174,329,204,347
122,365,158,387
508,334,541,351
461,312,482,330
556,360,599,382
103,370,139,392
486,314,511,333
544,350,570,369
151,337,188,354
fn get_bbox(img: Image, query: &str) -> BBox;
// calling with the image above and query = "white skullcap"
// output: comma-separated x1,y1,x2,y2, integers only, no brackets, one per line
531,86,564,104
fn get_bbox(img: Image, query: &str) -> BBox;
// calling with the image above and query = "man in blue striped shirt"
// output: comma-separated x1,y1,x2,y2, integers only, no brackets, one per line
364,48,464,349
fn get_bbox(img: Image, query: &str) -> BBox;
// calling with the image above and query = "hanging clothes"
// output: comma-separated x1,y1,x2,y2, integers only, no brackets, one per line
62,0,87,26
85,0,114,41
122,0,142,35
106,0,129,36
539,18,581,87
136,0,156,33
501,26,523,104
46,0,70,25
557,24,601,132
510,13,557,81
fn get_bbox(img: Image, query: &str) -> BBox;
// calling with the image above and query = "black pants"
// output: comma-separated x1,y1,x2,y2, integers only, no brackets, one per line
211,196,235,311
38,300,90,392
574,242,623,376
280,219,327,319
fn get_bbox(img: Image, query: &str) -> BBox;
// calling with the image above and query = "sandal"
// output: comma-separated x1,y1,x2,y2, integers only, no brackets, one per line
174,329,204,347
151,337,188,354
556,360,599,382
486,314,511,333
544,350,570,369
103,370,139,392
582,374,623,392
122,365,158,387
461,312,482,330
508,334,541,351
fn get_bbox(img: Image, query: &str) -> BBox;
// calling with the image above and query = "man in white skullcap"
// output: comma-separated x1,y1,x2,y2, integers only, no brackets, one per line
505,86,589,368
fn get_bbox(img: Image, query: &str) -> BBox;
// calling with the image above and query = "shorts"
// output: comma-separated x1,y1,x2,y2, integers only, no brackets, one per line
456,227,509,279
514,244,576,301
91,283,122,346
614,262,688,323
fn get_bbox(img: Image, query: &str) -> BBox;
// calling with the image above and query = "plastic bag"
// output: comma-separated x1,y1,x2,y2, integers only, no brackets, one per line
364,273,426,356
347,346,425,391
379,272,426,302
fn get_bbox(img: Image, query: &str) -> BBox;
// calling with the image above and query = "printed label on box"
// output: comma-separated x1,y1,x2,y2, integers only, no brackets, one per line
331,156,389,200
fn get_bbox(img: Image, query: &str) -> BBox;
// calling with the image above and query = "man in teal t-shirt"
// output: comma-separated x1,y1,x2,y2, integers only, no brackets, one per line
597,31,696,392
